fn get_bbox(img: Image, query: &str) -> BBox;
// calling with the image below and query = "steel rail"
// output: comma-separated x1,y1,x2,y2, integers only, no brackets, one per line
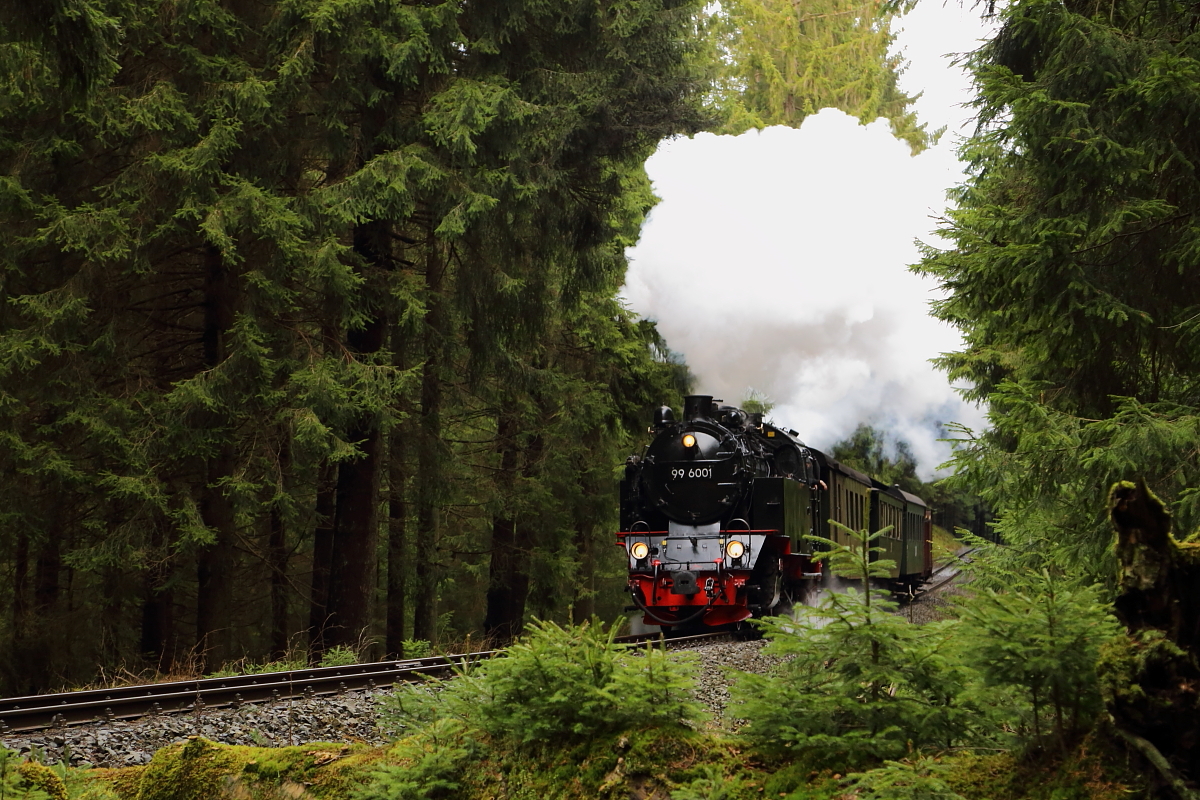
0,652,491,735
910,547,977,600
0,631,736,735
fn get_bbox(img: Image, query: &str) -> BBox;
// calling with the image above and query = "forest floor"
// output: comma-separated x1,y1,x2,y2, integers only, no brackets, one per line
5,534,1145,800
23,725,1136,800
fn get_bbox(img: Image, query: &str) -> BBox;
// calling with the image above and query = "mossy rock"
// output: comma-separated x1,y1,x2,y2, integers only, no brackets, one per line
95,737,382,800
82,767,144,800
133,738,243,800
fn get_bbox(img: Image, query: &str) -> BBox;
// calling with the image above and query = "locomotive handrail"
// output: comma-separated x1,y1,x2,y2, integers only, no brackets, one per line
617,528,781,537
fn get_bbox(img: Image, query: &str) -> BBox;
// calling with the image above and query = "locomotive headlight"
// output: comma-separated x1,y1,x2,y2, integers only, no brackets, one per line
682,433,697,449
630,541,650,560
725,540,746,559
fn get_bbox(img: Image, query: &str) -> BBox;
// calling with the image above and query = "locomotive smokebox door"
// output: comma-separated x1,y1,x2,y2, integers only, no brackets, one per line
673,571,700,596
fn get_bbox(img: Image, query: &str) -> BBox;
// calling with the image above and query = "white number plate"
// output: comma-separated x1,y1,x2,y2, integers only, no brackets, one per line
670,467,713,479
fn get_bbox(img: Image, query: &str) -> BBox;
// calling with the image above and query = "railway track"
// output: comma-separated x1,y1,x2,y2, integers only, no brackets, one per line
921,564,964,596
0,631,734,735
900,546,975,603
1,561,969,738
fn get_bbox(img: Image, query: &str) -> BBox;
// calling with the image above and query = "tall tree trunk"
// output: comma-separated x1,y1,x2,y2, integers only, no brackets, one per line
268,437,294,659
195,245,238,671
412,500,439,643
413,226,447,645
140,577,175,673
386,425,408,656
513,433,544,616
323,221,390,653
326,425,382,650
572,431,604,624
196,444,237,670
488,430,542,637
139,526,175,672
484,411,522,643
100,565,124,670
13,532,28,629
34,539,60,616
268,501,289,660
308,462,337,659
571,520,596,624
385,325,412,657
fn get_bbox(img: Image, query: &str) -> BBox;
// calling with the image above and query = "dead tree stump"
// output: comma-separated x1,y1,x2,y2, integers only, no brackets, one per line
1103,480,1200,796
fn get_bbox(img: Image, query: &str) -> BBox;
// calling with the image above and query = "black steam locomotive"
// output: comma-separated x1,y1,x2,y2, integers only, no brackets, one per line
618,395,931,629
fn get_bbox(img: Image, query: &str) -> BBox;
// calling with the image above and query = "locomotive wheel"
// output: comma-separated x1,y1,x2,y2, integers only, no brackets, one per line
747,556,782,617
728,618,764,639
777,577,816,615
772,587,799,621
661,620,710,638
758,585,802,622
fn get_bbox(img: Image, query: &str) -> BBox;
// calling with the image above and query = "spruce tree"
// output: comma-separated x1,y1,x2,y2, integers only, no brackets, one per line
733,526,972,765
0,0,711,686
915,0,1200,578
706,0,934,150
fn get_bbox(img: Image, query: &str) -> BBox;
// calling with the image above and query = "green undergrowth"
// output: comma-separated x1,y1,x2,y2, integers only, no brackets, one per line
203,644,369,679
4,610,1139,800
27,731,1134,800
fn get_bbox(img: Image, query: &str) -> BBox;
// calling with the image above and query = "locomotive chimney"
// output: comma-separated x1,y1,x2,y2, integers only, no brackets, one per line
683,395,713,421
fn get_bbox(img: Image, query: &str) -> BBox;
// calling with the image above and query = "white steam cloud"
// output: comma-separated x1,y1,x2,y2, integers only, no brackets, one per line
622,2,998,477
623,115,987,478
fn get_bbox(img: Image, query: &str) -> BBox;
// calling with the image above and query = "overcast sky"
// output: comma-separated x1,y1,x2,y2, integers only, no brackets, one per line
622,1,998,477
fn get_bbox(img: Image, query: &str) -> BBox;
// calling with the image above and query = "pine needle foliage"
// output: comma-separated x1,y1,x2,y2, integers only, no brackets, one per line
378,618,702,748
954,570,1119,754
915,0,1200,582
703,0,935,151
818,521,898,585
732,527,973,768
0,748,52,800
0,0,709,689
840,756,968,800
354,719,480,800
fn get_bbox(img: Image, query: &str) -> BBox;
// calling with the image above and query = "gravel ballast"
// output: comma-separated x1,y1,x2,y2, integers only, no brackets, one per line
1,637,777,768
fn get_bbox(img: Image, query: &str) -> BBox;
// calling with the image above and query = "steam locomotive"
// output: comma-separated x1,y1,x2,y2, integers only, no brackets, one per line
618,395,932,629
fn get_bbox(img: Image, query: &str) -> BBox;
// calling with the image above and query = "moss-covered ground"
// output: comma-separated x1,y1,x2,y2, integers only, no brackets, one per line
5,726,1138,800
931,524,963,565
